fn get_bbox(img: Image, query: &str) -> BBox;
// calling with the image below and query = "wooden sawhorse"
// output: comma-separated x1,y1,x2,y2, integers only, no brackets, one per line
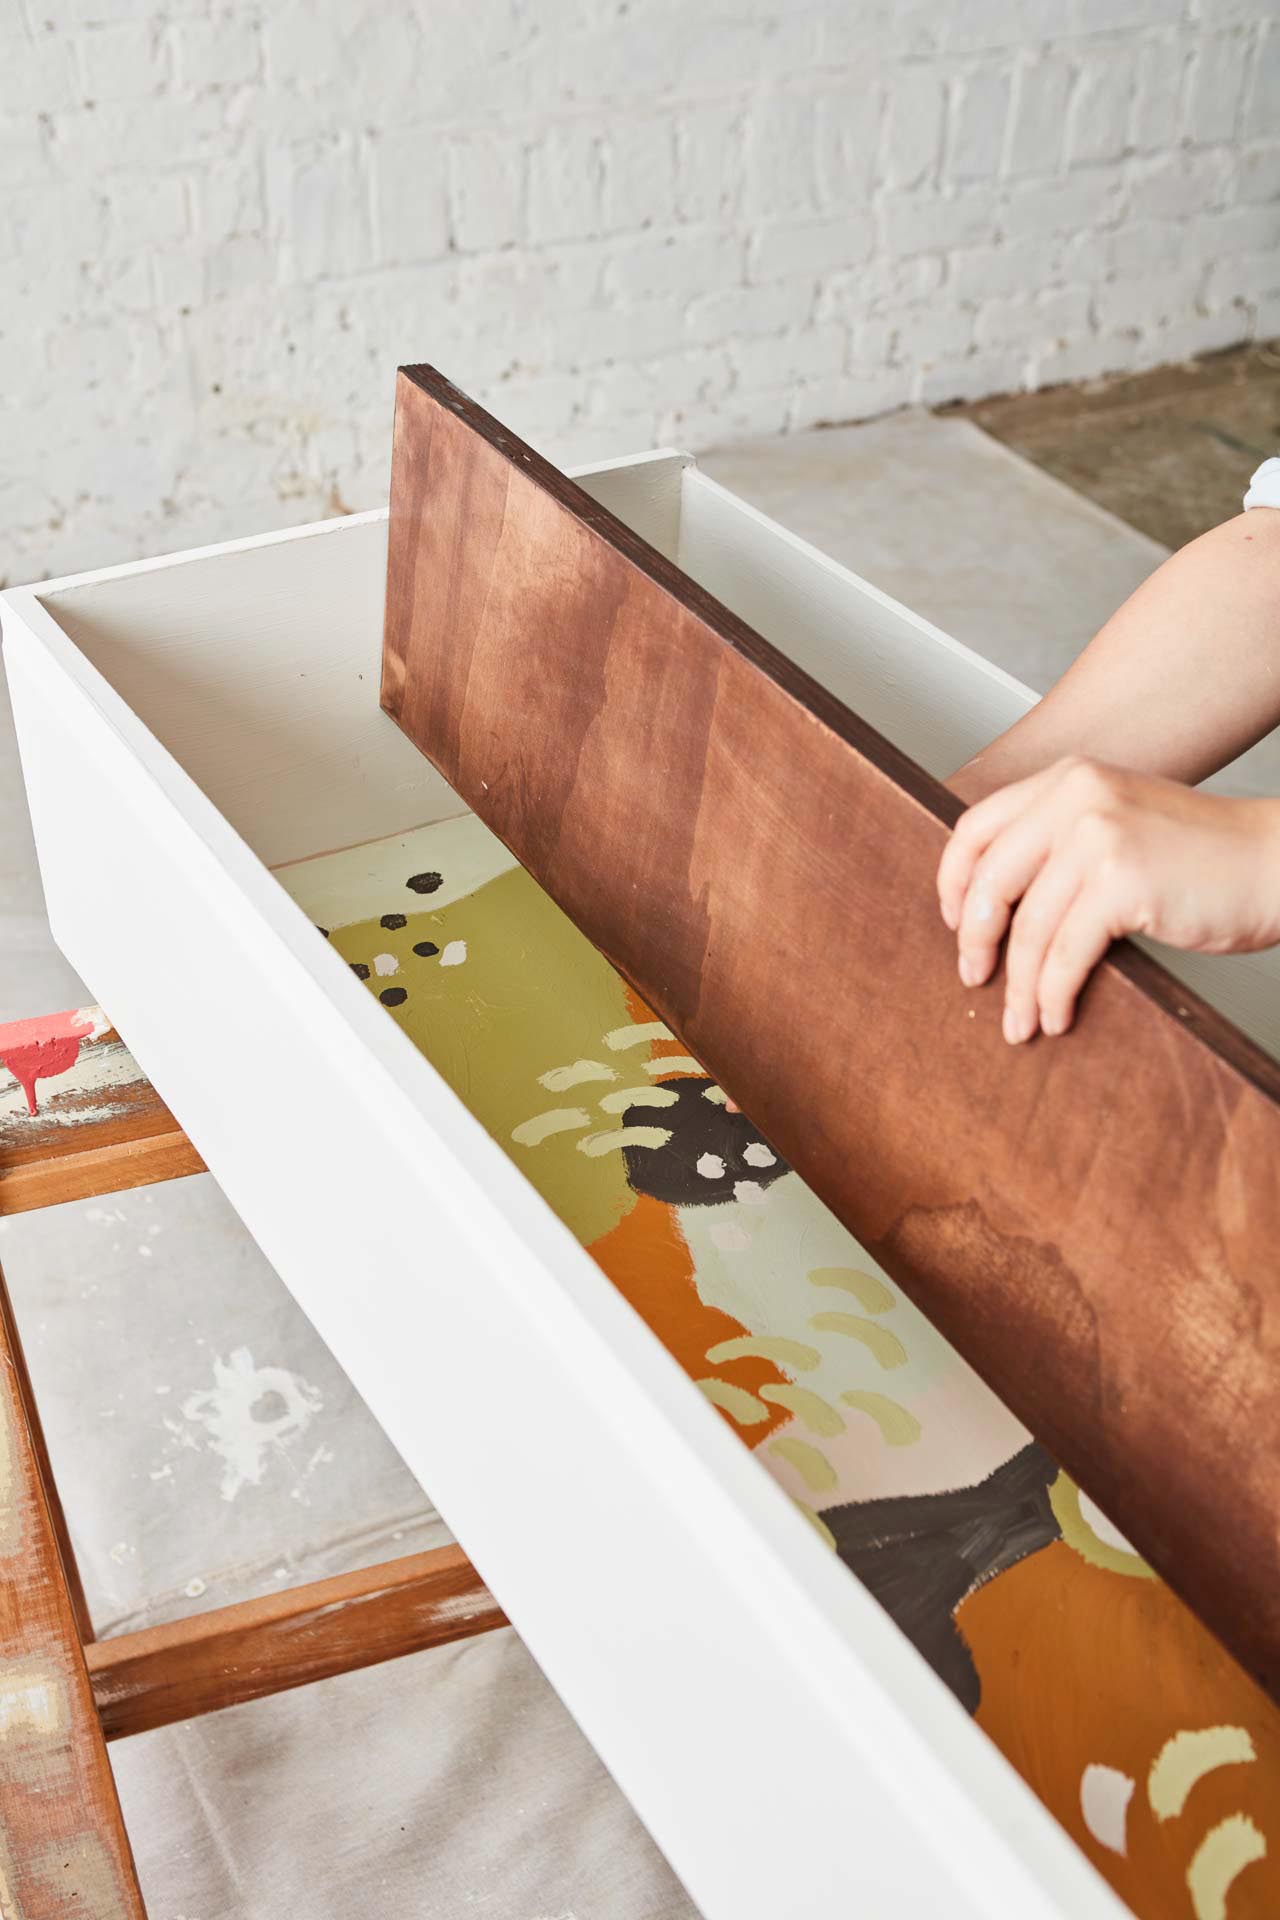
0,1008,506,1916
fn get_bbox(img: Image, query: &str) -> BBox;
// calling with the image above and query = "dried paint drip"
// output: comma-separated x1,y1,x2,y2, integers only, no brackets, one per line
177,1347,324,1502
0,1008,101,1114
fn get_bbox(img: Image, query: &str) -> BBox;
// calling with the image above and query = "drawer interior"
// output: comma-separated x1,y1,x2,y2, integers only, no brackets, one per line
34,464,1280,1919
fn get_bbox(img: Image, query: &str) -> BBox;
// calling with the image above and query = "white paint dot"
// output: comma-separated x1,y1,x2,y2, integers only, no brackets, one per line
440,940,467,967
1079,1489,1138,1556
734,1179,766,1206
373,952,399,976
183,1577,207,1599
137,1244,152,1258
1079,1763,1134,1855
742,1141,776,1168
696,1152,725,1179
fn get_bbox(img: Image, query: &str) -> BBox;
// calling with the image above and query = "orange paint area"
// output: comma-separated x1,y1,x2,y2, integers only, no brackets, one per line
960,1540,1279,1915
590,1192,789,1446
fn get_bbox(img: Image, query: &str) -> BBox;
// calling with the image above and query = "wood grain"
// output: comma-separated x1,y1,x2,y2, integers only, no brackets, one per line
0,1022,203,1215
87,1545,506,1740
383,364,1280,1701
0,1265,145,1917
4,1260,94,1643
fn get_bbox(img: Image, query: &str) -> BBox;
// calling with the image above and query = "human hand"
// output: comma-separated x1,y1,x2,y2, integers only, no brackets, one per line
936,757,1280,1043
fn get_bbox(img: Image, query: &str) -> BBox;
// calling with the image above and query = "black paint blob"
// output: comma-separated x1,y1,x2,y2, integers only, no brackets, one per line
316,926,330,939
619,1077,789,1207
406,871,443,894
350,963,370,981
413,940,440,958
824,1445,1060,1714
380,912,407,930
379,986,408,1007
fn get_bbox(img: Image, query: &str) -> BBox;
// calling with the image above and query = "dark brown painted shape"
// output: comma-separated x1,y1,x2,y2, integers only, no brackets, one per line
383,363,1280,1701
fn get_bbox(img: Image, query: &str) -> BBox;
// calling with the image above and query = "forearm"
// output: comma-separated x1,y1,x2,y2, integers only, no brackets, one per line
950,508,1280,803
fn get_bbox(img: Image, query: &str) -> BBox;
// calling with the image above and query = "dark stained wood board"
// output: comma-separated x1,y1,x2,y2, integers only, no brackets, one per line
382,364,1280,1702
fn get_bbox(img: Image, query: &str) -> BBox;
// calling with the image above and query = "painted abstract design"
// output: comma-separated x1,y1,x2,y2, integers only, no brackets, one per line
4,818,1275,1915
261,811,1274,1920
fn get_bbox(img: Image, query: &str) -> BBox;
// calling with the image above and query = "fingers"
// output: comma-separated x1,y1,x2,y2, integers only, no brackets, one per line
1035,889,1118,1038
936,757,1126,1042
936,769,1056,934
1001,856,1085,1043
954,791,1081,987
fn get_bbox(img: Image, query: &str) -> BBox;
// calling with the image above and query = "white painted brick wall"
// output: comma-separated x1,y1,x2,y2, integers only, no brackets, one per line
1,0,1278,584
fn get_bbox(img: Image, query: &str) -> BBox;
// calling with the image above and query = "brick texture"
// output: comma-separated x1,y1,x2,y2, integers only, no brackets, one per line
1,0,1277,583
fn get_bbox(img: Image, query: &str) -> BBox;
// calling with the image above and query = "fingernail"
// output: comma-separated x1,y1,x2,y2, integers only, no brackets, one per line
1003,1006,1029,1044
959,956,976,987
940,901,957,931
1041,1011,1065,1037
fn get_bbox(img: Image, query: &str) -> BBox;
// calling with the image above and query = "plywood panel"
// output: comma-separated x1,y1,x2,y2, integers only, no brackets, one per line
383,364,1280,1702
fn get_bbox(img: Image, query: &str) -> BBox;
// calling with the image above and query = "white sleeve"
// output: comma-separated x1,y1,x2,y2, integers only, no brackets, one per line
1243,457,1280,510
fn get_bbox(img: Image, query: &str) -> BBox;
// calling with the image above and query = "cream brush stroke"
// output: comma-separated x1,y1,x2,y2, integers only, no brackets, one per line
597,1086,680,1113
696,1378,771,1424
808,1265,895,1313
540,1059,618,1092
604,1021,674,1050
578,1127,672,1156
706,1334,820,1372
809,1312,908,1369
644,1055,703,1076
759,1384,844,1437
511,1108,592,1147
1187,1814,1266,1920
840,1390,921,1446
1148,1726,1257,1822
769,1435,838,1493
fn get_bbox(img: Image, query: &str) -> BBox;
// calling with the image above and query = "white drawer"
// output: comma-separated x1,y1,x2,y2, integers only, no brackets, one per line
4,455,1276,1920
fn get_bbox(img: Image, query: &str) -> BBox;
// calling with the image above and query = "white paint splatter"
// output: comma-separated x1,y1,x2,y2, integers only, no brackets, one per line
373,951,399,976
1080,1763,1134,1855
178,1347,324,1502
440,939,467,967
742,1142,776,1168
0,1664,64,1737
184,1577,207,1599
137,1244,153,1258
697,1153,725,1180
734,1180,767,1206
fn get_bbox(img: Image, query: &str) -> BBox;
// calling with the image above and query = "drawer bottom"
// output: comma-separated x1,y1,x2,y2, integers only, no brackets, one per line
277,812,1278,1920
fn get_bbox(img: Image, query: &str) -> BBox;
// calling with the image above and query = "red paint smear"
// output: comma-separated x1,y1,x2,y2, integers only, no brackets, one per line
0,1008,96,1116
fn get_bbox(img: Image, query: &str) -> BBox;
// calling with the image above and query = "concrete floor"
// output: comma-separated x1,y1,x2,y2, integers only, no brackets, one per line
954,339,1280,551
